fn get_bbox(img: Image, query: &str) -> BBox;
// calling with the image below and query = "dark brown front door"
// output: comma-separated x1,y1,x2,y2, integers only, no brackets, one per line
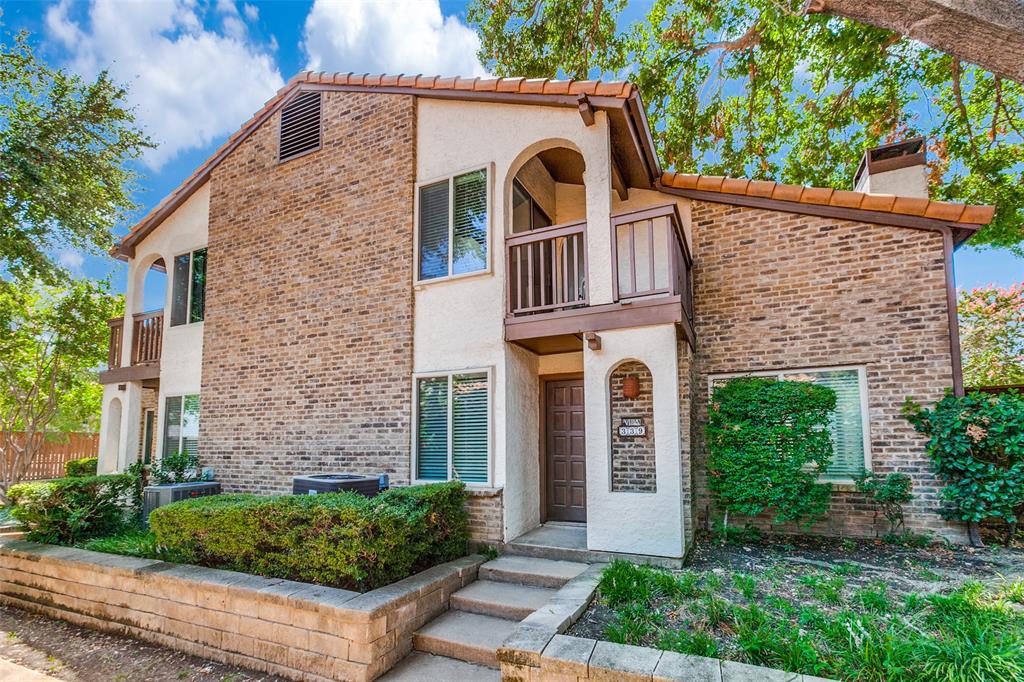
545,379,586,522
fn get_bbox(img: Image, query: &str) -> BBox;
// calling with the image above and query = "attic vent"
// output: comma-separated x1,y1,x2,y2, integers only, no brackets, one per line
279,91,322,162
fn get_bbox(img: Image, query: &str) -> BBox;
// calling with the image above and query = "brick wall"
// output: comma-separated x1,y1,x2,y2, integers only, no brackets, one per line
688,201,960,539
465,488,503,545
609,361,657,492
200,92,416,494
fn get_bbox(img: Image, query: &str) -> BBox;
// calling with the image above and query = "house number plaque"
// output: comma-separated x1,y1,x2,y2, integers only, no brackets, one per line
617,417,647,437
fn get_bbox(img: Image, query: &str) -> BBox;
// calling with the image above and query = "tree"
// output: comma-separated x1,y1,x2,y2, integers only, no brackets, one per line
958,283,1024,387
469,0,1024,253
0,278,122,501
1,31,151,282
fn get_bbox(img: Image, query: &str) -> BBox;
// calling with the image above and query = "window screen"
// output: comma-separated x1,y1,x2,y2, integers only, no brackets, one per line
417,169,488,280
415,372,489,484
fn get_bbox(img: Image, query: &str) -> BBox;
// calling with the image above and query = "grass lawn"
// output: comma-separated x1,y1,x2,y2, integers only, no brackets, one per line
570,535,1024,681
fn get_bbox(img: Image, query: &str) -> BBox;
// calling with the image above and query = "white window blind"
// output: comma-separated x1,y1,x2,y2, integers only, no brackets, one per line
417,168,488,281
163,394,200,458
709,367,870,480
415,371,489,484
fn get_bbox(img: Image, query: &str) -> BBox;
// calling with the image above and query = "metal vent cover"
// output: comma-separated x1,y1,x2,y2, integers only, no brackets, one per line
279,91,322,162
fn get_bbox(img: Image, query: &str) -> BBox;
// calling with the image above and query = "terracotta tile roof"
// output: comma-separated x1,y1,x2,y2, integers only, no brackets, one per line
659,171,995,226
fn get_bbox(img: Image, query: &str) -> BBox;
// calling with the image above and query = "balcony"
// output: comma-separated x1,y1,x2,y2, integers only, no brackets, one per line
99,310,163,384
505,204,694,354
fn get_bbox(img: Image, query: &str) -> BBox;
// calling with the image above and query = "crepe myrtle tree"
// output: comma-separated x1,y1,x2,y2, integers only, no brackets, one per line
0,278,122,502
469,0,1024,254
959,283,1024,388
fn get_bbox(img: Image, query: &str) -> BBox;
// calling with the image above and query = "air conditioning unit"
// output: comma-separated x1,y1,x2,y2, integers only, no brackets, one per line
142,481,222,526
292,473,388,497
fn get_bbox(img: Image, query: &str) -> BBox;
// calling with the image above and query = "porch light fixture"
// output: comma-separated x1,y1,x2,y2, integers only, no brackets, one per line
623,375,640,399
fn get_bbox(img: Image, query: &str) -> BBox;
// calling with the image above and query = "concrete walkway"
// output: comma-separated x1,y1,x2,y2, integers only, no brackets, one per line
0,658,60,682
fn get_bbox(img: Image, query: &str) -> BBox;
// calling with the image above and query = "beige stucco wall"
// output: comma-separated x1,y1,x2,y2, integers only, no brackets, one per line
98,183,209,473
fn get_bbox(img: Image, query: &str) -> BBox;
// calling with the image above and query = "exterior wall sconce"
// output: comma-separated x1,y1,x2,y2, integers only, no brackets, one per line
623,375,640,399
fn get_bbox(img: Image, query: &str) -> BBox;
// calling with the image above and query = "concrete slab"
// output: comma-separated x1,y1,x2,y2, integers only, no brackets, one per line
589,640,663,682
413,610,516,668
479,555,588,589
654,651,723,682
540,634,596,677
378,652,500,681
721,660,799,682
450,579,555,620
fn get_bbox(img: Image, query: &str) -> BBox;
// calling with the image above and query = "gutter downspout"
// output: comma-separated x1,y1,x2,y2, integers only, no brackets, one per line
940,225,966,397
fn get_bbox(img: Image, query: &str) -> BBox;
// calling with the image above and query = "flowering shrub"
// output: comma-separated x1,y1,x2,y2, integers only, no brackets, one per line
903,391,1024,545
958,283,1024,387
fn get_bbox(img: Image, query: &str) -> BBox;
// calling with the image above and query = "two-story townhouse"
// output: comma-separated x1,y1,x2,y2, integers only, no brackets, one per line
96,73,994,560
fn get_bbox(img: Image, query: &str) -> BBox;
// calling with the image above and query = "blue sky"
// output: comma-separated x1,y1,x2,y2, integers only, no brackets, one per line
3,0,1020,306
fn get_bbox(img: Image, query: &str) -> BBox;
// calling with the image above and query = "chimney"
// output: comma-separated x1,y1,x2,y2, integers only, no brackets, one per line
853,137,929,198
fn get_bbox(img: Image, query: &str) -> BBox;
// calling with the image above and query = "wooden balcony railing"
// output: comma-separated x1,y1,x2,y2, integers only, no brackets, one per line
610,204,693,327
107,318,124,369
108,311,165,370
507,220,588,316
131,310,164,366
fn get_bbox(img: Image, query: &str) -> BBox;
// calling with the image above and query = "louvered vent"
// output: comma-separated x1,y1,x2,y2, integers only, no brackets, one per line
279,91,322,162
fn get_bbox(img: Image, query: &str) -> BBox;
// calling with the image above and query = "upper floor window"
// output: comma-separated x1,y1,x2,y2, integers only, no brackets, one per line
170,248,206,326
709,366,871,481
417,168,488,281
511,179,552,233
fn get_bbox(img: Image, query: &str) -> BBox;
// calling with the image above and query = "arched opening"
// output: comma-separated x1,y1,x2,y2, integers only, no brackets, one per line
608,360,656,493
104,397,123,470
139,258,167,313
509,146,587,316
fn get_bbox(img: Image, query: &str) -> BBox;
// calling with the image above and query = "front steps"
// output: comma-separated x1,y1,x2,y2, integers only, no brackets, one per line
407,556,588,672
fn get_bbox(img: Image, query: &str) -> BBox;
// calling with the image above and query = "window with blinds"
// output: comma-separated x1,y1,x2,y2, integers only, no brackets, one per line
415,371,490,484
417,168,488,281
163,394,200,459
170,248,207,326
709,366,870,480
279,91,322,162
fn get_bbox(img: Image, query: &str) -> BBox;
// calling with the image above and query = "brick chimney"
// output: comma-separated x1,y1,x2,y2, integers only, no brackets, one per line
853,137,929,198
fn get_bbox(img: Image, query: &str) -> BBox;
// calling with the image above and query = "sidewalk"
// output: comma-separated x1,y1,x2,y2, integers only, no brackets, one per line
0,658,60,681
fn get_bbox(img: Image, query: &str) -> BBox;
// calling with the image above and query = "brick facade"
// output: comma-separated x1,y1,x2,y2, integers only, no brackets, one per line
687,201,960,539
465,488,504,545
609,361,657,492
200,92,417,494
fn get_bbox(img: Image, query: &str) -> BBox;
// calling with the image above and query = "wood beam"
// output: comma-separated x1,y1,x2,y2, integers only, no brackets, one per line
611,157,629,201
577,94,596,126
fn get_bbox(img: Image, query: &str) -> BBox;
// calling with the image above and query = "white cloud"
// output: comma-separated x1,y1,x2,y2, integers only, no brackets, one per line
45,0,284,170
302,0,487,77
57,248,85,274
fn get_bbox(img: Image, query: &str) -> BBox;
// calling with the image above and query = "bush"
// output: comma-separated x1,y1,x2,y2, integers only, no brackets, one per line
64,456,98,477
150,451,201,484
8,473,138,544
903,391,1024,546
706,377,836,530
854,472,914,536
149,481,468,591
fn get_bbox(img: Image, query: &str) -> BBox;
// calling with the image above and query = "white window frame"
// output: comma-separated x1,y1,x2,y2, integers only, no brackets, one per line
707,364,872,484
413,164,493,285
169,247,207,327
411,367,493,487
160,393,200,460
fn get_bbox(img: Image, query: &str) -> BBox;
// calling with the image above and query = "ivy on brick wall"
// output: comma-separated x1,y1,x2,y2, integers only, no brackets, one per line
706,377,836,531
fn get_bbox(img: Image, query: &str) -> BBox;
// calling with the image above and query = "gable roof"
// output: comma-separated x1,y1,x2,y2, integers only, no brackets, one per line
114,70,994,258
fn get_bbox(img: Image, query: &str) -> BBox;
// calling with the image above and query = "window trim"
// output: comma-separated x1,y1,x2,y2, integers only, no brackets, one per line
413,164,493,286
169,247,206,327
707,364,872,484
411,367,493,487
160,393,200,461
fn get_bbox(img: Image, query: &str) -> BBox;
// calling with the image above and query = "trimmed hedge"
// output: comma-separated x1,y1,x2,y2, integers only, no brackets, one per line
65,456,98,477
9,473,138,544
149,481,469,591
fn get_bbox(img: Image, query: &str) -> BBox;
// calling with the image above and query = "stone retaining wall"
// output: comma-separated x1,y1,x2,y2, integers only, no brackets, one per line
0,540,482,682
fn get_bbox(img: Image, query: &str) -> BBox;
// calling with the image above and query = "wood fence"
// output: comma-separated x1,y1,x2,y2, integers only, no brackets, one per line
3,432,99,482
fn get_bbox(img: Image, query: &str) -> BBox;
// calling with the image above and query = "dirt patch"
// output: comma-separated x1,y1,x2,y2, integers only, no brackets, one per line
0,604,286,682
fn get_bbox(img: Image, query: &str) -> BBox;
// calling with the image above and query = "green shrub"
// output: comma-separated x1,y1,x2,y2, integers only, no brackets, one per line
706,377,836,529
64,456,98,477
8,473,138,544
903,391,1024,545
149,481,468,591
150,451,201,484
854,472,914,536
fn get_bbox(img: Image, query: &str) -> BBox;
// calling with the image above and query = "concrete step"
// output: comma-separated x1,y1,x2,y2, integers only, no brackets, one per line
479,555,588,589
413,610,517,669
450,579,556,620
377,652,500,681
